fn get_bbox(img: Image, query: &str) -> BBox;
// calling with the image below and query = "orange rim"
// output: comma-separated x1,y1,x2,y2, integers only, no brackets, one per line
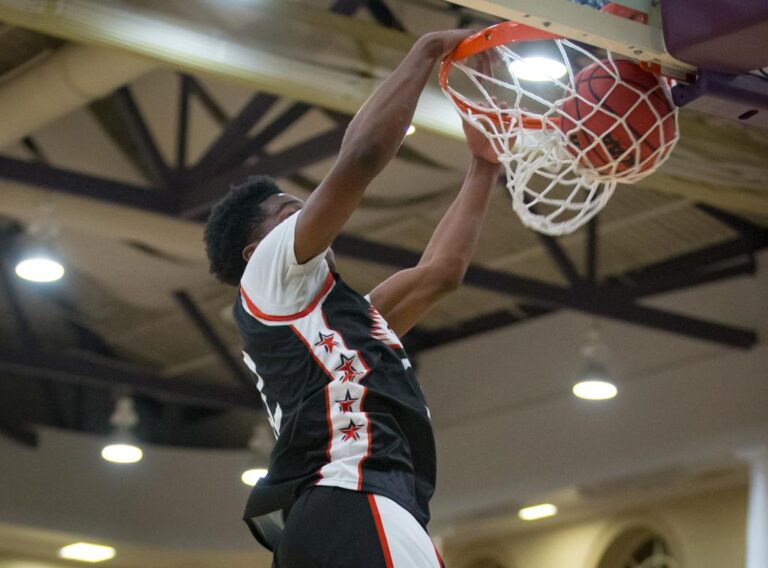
439,22,563,130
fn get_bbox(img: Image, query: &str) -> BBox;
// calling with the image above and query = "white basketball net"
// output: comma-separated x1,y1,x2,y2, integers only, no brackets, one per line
443,39,679,236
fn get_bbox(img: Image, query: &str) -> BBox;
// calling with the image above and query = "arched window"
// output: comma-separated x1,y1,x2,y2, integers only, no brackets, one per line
598,527,679,568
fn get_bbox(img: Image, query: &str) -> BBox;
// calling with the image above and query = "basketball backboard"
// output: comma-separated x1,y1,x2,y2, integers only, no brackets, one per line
449,0,768,129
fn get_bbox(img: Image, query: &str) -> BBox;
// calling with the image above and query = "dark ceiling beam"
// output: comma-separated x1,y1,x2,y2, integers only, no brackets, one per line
179,124,349,219
188,93,279,180
365,0,406,30
331,0,364,15
622,258,756,299
537,233,582,285
696,203,768,238
333,233,756,348
528,203,582,284
185,75,229,125
0,348,261,411
217,103,313,175
173,290,253,390
462,263,756,348
618,233,768,286
0,418,38,448
108,87,172,189
0,155,172,213
586,218,598,284
21,136,47,163
406,310,532,353
407,247,757,353
175,74,192,173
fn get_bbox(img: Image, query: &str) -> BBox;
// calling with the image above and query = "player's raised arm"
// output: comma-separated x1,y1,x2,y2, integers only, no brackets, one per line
368,116,503,337
292,30,472,264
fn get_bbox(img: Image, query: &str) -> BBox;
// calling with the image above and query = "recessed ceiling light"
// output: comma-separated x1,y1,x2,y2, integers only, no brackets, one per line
15,257,65,282
508,56,567,82
573,380,618,400
241,468,268,486
101,443,143,464
518,503,558,521
58,543,116,563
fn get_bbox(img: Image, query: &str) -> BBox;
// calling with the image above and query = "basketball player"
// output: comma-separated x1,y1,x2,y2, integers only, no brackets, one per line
205,30,501,567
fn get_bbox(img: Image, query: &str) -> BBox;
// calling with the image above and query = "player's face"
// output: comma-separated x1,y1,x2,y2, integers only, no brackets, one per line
246,192,337,270
258,193,304,238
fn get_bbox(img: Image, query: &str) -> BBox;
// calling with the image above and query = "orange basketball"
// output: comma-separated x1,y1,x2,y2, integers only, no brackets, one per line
558,59,677,177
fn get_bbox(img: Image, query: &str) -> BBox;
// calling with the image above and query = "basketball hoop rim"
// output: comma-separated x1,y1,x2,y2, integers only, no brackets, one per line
439,22,563,130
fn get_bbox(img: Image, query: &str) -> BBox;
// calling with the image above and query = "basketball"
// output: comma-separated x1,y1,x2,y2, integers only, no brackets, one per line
558,59,678,177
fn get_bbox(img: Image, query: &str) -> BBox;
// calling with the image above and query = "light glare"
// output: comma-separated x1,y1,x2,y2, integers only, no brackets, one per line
573,380,618,400
101,443,143,464
508,56,567,82
518,503,558,521
58,543,116,563
241,468,268,486
406,124,416,136
15,257,64,282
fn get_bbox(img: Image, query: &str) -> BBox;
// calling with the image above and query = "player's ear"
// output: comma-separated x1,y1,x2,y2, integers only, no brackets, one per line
242,242,257,262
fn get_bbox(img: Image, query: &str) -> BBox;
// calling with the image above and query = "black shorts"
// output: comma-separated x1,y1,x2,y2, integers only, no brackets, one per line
274,486,445,568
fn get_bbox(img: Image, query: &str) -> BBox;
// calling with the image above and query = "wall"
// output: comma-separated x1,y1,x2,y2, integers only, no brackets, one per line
444,484,748,568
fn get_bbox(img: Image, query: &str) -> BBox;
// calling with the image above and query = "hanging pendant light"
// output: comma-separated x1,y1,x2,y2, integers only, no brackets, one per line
573,325,617,401
102,396,143,464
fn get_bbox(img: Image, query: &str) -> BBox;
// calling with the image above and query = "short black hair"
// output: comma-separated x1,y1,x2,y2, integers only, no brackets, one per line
203,176,280,286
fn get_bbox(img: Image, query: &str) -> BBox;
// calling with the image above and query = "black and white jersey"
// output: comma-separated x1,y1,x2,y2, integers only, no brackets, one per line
234,212,436,538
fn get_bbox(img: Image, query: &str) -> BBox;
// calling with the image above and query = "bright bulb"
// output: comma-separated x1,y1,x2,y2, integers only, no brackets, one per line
58,543,116,563
573,380,617,400
15,257,64,282
101,443,143,464
518,503,558,521
241,467,268,486
406,124,416,136
508,57,567,82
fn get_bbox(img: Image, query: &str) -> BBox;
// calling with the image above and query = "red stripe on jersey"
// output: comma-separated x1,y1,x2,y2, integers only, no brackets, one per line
323,381,333,468
289,324,335,480
357,388,371,491
434,544,445,567
368,494,394,568
240,272,334,322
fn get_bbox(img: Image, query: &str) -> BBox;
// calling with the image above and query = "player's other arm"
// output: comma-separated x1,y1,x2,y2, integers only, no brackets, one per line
292,30,471,264
369,122,501,337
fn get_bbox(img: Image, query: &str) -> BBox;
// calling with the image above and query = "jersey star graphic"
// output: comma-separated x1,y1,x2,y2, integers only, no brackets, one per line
314,331,340,354
339,419,363,442
335,354,363,383
336,390,358,413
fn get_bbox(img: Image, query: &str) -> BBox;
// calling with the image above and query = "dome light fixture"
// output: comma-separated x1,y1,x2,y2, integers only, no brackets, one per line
58,542,116,563
101,443,143,464
241,423,273,487
241,467,268,487
508,56,568,82
102,396,143,464
573,378,618,400
15,256,65,282
518,503,558,521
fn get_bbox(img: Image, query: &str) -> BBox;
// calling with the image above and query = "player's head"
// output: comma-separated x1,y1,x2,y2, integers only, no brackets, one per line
204,175,303,286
